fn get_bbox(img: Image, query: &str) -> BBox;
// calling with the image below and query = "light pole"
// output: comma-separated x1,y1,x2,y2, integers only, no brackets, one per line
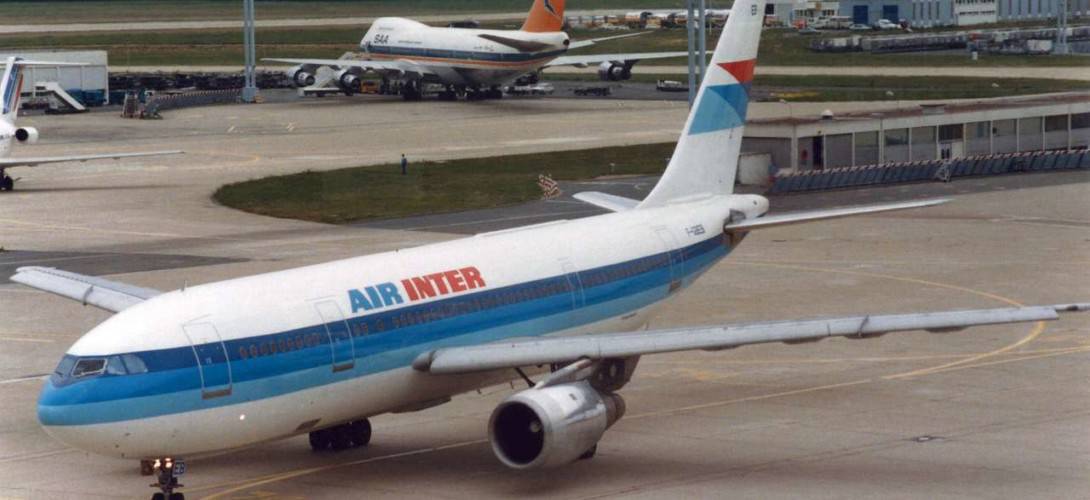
685,0,709,108
241,0,258,102
686,0,697,107
1055,0,1069,55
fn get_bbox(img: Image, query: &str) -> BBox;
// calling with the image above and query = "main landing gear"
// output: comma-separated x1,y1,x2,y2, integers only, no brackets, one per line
308,418,372,451
467,86,504,101
148,457,185,500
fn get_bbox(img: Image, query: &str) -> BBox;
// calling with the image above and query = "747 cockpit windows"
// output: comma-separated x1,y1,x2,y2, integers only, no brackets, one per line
51,353,150,385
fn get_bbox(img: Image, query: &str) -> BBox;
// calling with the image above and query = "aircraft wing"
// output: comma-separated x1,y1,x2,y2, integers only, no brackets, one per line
0,150,182,168
262,58,437,79
10,266,162,313
568,32,648,50
545,51,689,68
413,304,1089,374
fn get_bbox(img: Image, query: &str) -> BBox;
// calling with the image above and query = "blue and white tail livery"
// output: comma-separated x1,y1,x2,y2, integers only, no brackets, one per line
0,56,182,191
12,0,1087,493
639,1,763,208
0,57,25,123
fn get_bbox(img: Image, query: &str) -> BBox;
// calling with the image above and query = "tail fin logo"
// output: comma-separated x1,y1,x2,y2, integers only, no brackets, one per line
522,0,565,32
687,59,755,135
2,65,22,116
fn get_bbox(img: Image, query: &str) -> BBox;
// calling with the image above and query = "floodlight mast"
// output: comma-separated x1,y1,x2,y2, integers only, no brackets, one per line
1055,0,1069,55
686,0,709,107
242,0,258,102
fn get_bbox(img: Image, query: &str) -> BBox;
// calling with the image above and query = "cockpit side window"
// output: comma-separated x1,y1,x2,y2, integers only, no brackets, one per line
105,355,127,375
121,354,148,374
72,358,107,378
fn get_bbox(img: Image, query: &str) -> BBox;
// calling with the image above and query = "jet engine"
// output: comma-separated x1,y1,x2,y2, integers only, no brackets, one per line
597,61,633,81
14,127,38,144
290,65,316,87
488,381,625,469
335,69,360,95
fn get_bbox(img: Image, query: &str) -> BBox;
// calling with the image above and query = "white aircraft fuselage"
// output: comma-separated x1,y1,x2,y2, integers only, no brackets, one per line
359,18,570,87
39,194,766,459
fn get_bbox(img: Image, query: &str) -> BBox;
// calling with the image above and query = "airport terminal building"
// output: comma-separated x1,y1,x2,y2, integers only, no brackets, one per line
742,93,1090,171
771,0,1087,26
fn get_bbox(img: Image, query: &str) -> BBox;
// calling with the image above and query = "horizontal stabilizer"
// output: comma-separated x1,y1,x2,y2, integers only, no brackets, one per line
0,150,182,168
10,266,161,313
477,34,553,53
573,191,639,212
413,304,1088,374
725,198,948,231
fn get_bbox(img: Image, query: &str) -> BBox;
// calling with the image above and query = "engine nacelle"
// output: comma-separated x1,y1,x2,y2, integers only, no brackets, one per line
597,61,632,81
335,69,360,95
290,65,316,87
15,127,38,144
488,381,625,470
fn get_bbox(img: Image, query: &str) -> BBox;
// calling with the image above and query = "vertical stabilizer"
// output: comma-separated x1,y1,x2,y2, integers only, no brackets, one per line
1,57,24,125
521,0,566,33
638,0,766,208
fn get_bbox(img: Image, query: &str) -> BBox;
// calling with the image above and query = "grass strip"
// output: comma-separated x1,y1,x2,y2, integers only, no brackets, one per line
213,143,676,224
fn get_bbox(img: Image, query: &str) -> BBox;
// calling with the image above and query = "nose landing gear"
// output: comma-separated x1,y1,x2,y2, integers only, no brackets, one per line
0,169,13,191
149,457,185,500
308,418,372,451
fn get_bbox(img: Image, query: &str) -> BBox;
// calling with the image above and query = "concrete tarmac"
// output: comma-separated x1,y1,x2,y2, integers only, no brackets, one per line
0,96,1087,499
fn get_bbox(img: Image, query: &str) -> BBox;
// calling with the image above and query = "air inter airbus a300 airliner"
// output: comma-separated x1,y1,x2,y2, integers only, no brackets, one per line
13,1,1087,498
267,0,688,99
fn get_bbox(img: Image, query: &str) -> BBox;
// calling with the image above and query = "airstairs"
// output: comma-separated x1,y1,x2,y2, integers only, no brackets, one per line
32,81,87,113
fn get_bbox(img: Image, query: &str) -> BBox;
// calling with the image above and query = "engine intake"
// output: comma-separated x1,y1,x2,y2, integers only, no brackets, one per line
15,127,38,143
290,66,316,87
488,381,625,469
597,61,633,81
335,69,360,95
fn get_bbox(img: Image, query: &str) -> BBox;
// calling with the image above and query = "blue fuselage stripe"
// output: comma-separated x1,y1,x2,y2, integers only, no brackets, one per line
39,235,730,426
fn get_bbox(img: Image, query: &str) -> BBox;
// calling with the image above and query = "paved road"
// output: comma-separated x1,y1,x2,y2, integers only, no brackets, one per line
112,64,1090,82
0,10,616,34
549,64,1090,81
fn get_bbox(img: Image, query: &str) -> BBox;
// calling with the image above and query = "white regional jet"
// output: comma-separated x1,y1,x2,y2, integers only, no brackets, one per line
266,0,687,100
0,57,182,191
12,2,1087,499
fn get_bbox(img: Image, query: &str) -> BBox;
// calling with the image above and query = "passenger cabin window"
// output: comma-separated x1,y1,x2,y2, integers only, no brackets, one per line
72,358,107,378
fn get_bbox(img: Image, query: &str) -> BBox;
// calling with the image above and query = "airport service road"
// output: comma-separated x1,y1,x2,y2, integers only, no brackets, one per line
549,65,1090,82
0,96,1087,499
0,10,617,34
113,65,1090,82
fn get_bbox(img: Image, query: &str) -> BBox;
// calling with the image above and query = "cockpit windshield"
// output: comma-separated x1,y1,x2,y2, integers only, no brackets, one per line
71,358,106,378
50,353,150,386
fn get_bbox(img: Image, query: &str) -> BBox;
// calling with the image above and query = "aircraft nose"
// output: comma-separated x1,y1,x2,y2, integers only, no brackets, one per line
37,376,69,427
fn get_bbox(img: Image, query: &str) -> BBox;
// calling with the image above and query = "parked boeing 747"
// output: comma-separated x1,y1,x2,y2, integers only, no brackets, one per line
12,2,1086,498
266,0,687,100
0,57,182,191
